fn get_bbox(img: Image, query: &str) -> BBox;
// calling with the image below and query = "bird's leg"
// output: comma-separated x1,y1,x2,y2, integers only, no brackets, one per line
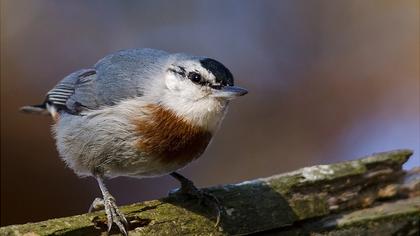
170,172,223,226
94,175,128,236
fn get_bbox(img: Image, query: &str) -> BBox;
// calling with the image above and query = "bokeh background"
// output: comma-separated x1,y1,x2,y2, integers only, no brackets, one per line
1,0,419,226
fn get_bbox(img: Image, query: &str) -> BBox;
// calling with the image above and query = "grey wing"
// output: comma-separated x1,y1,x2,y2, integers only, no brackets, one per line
46,69,98,113
47,48,169,114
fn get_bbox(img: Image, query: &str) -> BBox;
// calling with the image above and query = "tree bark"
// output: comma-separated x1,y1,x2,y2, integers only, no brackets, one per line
1,149,419,235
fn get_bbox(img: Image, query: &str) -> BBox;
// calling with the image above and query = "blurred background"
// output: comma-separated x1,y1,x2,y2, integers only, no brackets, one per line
1,0,419,226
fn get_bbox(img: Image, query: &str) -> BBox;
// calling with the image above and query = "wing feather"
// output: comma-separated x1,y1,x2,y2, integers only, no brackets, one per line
46,48,169,115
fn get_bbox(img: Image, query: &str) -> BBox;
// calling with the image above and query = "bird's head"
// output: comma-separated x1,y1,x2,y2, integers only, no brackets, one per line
150,54,248,131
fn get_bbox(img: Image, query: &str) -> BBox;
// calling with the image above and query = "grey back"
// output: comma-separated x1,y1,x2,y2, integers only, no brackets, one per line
46,48,169,114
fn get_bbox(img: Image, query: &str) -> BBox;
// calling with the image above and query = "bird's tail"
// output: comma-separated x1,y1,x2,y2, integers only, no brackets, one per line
20,103,50,116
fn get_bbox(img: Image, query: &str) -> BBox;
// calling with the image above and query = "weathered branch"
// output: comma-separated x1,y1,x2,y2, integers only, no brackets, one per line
1,149,419,235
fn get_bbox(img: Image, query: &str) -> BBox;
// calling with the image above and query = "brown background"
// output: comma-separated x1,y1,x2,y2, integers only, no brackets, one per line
1,0,419,226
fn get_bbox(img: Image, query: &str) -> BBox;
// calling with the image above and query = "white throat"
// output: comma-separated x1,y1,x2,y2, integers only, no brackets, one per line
160,94,229,133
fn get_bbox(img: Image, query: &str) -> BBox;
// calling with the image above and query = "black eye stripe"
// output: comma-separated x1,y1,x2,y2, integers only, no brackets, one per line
188,72,209,86
170,63,229,90
168,66,187,77
188,72,201,82
178,66,186,76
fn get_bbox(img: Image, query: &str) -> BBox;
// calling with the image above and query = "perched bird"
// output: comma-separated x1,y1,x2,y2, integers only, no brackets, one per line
21,48,247,235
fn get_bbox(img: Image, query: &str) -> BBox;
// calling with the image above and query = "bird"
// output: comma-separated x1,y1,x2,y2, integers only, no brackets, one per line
20,48,248,235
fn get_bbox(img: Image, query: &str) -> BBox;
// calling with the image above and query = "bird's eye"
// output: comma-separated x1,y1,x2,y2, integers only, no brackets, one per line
188,72,202,83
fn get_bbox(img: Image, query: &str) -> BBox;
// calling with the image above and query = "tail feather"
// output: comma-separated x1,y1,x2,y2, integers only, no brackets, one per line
20,104,50,116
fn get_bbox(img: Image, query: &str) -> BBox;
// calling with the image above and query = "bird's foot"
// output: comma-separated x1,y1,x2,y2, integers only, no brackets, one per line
89,196,128,235
89,197,105,212
170,174,223,226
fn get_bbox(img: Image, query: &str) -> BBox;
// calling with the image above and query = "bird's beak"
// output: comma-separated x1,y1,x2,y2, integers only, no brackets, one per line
211,86,248,99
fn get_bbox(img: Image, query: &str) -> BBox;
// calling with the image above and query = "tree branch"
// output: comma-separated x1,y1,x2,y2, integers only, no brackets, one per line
1,149,419,235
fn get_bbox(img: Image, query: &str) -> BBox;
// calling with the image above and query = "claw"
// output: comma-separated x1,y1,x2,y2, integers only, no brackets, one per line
115,220,128,236
197,189,223,227
183,188,223,226
102,195,128,235
201,190,223,226
95,176,129,235
170,172,224,227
